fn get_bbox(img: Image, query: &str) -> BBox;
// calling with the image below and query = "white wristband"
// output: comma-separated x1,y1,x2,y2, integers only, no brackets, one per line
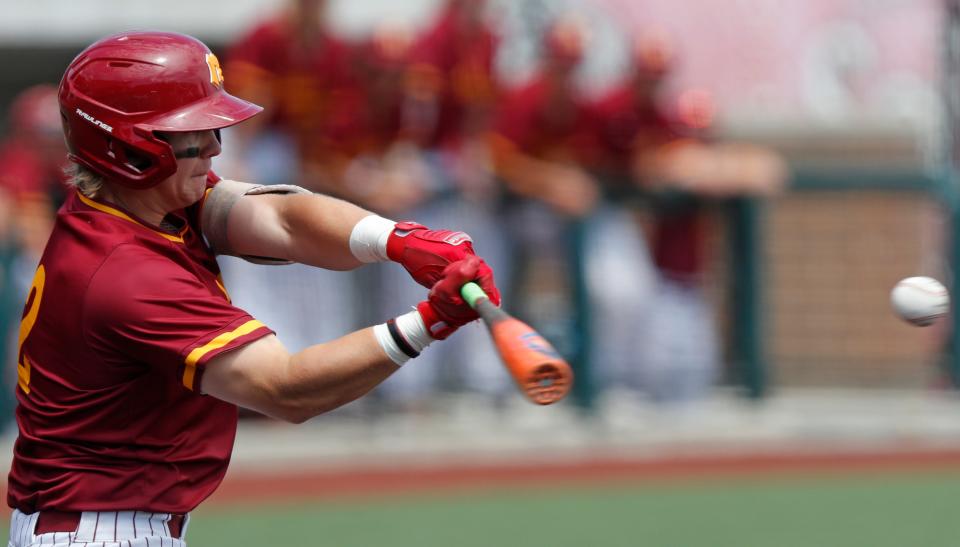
373,309,435,366
349,215,396,263
373,323,411,365
395,309,433,353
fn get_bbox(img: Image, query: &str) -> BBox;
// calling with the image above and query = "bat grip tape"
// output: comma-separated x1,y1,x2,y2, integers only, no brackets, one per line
461,282,487,309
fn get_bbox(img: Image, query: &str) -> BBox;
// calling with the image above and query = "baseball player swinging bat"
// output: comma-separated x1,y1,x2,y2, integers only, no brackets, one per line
461,282,573,405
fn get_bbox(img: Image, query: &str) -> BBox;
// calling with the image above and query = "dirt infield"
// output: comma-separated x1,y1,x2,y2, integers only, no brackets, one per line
205,446,960,507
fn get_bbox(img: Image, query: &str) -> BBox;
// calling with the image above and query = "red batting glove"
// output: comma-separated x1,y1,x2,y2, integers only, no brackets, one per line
387,221,500,306
416,256,490,340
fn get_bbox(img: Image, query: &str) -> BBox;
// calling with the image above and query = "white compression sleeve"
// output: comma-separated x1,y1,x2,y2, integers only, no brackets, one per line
373,309,434,366
349,215,396,263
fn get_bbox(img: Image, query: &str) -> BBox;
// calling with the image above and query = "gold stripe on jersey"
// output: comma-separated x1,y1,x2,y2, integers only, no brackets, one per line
17,265,46,394
182,319,266,389
76,191,186,244
199,187,214,218
215,274,231,302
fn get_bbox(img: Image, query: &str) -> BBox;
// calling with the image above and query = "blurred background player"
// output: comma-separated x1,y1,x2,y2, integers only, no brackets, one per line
0,85,67,268
489,16,601,219
0,85,68,208
221,0,356,189
0,85,68,423
217,0,362,361
404,0,500,153
589,31,786,404
336,23,429,217
578,35,671,404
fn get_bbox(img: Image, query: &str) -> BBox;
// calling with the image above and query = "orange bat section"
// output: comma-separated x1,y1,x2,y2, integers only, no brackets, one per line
489,320,574,405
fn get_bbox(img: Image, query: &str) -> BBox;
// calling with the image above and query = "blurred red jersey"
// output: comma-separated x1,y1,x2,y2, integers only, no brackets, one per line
590,86,676,175
406,5,499,148
494,76,597,163
7,175,273,514
226,18,356,158
0,139,68,202
333,38,409,158
592,85,706,281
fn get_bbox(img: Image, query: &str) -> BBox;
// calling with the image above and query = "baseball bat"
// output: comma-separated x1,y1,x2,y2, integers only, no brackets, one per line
461,282,573,405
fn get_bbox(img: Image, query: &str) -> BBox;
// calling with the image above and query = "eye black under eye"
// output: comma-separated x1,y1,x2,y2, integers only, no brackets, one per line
174,147,201,159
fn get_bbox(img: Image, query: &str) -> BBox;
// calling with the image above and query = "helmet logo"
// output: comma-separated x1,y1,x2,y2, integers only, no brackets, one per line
75,108,113,133
206,53,224,87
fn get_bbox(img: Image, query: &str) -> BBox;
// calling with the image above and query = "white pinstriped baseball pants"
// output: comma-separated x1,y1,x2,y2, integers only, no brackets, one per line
8,509,190,547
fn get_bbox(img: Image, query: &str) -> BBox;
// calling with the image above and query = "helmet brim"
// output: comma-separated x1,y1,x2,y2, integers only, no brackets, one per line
141,91,263,132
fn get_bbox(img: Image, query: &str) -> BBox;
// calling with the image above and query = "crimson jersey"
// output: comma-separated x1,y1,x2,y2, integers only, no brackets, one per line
0,139,69,203
8,174,273,514
493,76,597,163
592,85,706,281
331,39,408,159
406,5,499,148
590,86,676,176
226,18,357,161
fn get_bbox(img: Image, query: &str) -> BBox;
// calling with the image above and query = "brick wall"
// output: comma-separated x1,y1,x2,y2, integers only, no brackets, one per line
761,191,947,388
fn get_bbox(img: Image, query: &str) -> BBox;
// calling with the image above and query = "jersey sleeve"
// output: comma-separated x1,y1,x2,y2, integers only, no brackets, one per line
82,243,274,392
492,85,536,150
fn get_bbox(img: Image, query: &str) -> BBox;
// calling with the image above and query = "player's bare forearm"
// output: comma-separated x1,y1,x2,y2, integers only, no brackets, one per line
494,151,599,216
226,190,374,270
202,330,399,423
494,150,552,197
276,192,374,269
282,329,399,419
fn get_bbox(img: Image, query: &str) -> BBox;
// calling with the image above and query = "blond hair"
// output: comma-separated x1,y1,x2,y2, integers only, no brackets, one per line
64,162,105,198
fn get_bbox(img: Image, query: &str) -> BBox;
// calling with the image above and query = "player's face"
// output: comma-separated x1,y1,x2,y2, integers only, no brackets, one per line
156,130,222,208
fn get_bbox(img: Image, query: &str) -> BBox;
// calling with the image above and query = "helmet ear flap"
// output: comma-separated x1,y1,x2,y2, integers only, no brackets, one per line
74,128,177,187
105,139,147,174
123,129,177,182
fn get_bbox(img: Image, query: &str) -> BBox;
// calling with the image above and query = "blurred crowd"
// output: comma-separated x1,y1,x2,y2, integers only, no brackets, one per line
0,0,786,421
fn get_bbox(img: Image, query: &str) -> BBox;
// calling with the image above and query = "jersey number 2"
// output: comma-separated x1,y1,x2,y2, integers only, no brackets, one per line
17,265,45,394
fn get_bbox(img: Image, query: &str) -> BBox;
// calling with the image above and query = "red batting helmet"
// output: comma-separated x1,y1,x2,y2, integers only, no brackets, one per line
59,31,263,189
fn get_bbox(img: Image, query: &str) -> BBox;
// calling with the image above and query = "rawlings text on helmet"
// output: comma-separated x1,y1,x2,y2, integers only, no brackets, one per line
75,108,113,133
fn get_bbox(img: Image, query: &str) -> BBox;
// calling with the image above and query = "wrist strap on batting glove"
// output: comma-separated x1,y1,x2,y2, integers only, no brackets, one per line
384,221,429,260
416,300,460,340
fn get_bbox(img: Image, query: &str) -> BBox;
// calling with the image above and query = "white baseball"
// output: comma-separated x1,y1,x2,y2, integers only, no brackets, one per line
890,276,950,326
